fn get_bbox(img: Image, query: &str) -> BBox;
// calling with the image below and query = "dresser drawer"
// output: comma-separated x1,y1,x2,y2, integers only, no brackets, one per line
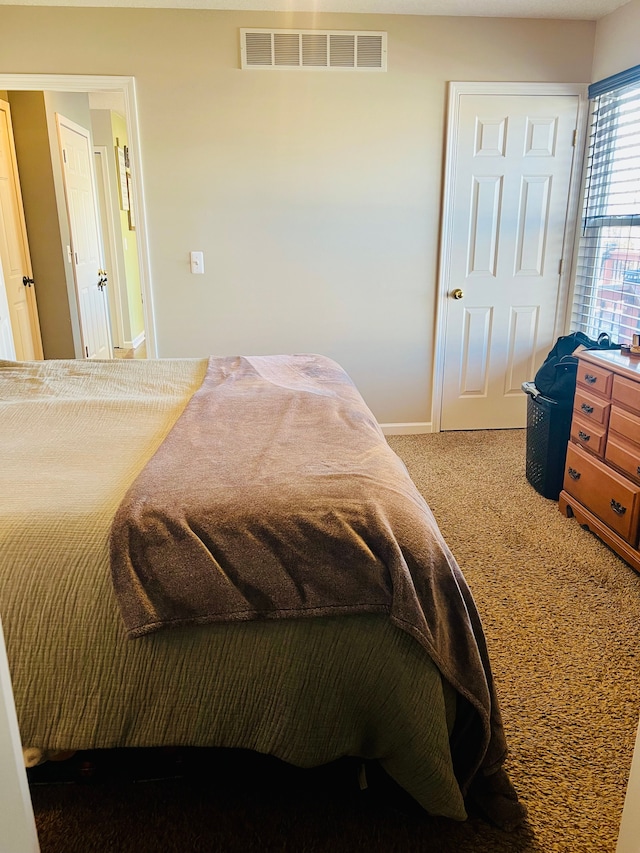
570,414,608,457
573,388,611,428
564,443,640,544
606,432,640,485
609,405,640,446
612,374,640,416
577,359,613,399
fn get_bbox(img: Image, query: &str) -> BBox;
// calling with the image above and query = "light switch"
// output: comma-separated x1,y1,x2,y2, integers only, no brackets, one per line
190,251,204,274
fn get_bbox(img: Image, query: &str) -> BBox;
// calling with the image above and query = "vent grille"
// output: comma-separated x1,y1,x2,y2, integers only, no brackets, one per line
241,29,387,71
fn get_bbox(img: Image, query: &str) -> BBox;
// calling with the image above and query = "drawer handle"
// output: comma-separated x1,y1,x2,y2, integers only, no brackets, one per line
610,499,627,516
568,467,581,481
580,403,594,414
578,431,591,442
584,374,597,384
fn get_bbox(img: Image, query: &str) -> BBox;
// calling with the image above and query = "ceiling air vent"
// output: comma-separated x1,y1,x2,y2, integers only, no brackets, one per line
241,29,387,71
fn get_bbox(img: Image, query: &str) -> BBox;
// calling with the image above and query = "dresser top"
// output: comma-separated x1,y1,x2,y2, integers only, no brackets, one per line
580,348,640,382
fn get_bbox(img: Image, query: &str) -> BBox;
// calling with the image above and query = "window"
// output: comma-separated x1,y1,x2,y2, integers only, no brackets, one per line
571,65,640,345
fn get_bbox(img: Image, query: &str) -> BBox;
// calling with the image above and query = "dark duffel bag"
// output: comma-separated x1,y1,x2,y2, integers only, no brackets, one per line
534,331,620,402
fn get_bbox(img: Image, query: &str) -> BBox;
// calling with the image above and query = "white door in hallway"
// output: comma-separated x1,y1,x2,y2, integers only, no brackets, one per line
437,86,584,430
57,114,112,360
0,99,42,361
94,148,124,350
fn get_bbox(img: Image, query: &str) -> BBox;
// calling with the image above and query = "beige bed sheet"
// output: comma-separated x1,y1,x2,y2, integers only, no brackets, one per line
0,357,465,820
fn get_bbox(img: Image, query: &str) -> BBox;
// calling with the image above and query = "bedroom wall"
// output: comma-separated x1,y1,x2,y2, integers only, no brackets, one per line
0,7,595,425
592,0,640,82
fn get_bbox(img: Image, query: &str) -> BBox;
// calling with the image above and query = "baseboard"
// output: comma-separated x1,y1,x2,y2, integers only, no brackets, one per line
118,332,146,351
380,422,433,436
131,331,145,350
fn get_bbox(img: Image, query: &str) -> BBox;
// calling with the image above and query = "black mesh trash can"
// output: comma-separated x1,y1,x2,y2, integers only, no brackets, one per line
522,381,573,500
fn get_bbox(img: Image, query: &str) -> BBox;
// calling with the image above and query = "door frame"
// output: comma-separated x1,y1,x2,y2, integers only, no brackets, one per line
432,81,589,433
0,74,156,358
0,617,39,853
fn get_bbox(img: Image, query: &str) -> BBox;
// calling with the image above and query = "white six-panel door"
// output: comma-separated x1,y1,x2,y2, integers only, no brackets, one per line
437,86,585,431
56,114,112,360
0,99,42,362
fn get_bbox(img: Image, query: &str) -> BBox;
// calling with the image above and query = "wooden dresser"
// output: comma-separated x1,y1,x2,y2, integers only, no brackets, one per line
559,349,640,575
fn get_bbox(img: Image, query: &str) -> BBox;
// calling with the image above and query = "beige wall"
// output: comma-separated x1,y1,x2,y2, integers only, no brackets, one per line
0,7,595,424
593,0,640,82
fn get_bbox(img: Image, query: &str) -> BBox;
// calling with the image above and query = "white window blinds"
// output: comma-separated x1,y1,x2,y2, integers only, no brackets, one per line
571,65,640,345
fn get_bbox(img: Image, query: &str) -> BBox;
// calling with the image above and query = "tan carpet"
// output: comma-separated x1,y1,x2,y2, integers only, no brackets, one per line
388,429,640,853
30,429,640,852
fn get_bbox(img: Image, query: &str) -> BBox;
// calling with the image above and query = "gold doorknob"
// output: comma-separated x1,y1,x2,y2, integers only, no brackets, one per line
451,288,464,300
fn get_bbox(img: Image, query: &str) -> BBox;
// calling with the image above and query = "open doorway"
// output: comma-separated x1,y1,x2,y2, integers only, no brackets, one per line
89,91,145,359
0,74,155,360
94,141,147,360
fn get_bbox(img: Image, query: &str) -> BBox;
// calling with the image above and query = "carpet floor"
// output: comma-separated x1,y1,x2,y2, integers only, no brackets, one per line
28,429,640,852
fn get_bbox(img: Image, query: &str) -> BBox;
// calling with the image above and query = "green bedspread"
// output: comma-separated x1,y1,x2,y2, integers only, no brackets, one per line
0,356,502,822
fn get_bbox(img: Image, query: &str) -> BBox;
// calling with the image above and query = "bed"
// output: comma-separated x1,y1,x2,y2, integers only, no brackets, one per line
0,354,522,828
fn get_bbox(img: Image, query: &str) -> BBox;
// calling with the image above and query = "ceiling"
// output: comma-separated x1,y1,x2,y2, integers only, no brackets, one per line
0,0,631,20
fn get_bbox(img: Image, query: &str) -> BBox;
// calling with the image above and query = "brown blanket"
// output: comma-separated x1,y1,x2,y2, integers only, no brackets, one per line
109,354,508,789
